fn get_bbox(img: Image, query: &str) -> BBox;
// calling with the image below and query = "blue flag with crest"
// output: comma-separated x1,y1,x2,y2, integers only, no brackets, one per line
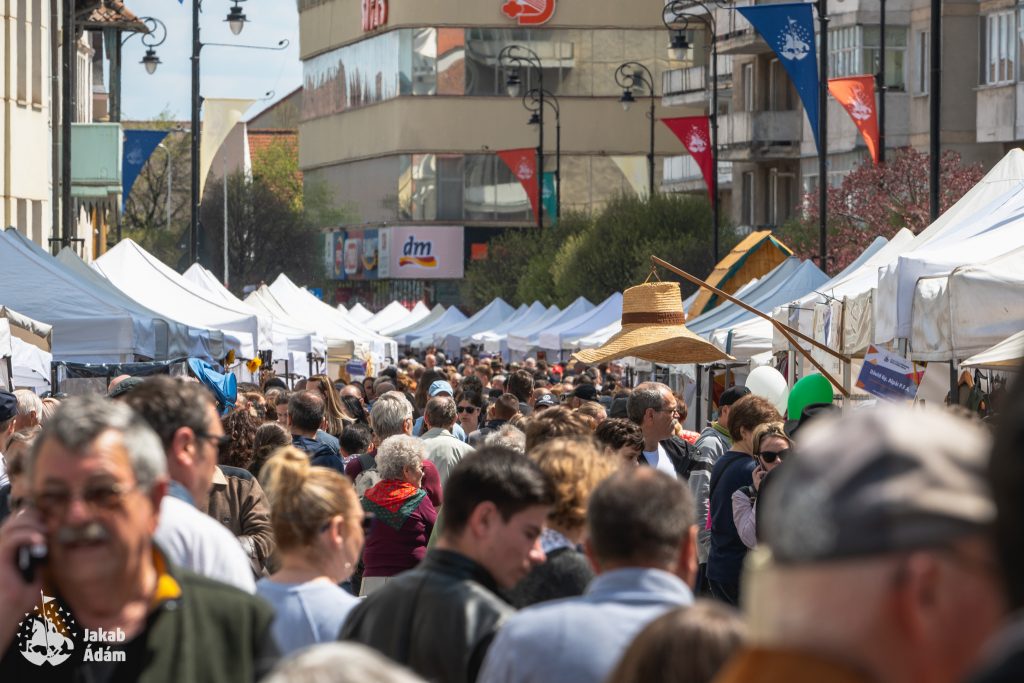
737,3,820,149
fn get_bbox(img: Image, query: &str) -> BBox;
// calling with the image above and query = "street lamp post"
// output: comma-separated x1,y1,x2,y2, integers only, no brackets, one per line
614,62,657,198
500,45,545,230
664,0,723,262
525,88,560,221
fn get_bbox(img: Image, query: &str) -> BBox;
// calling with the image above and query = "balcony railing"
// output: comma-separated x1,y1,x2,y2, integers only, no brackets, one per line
719,110,803,148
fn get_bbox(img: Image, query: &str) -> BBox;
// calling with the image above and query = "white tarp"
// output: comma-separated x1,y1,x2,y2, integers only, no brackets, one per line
874,149,1024,344
910,245,1024,361
540,293,624,354
470,302,546,344
268,274,397,362
482,304,560,355
92,240,259,358
432,299,517,355
396,306,467,347
184,264,326,358
346,303,375,323
0,230,160,363
961,330,1024,369
365,301,430,334
507,297,594,354
382,304,448,339
12,336,51,392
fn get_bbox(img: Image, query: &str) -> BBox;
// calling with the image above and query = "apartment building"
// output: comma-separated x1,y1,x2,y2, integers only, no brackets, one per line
662,0,1004,232
297,0,702,305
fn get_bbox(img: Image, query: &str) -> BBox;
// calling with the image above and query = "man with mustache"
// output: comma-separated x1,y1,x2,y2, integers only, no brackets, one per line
0,397,278,680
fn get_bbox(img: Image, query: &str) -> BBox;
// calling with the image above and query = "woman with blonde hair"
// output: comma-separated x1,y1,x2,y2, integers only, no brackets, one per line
506,436,620,607
256,447,365,655
306,374,353,436
732,421,791,550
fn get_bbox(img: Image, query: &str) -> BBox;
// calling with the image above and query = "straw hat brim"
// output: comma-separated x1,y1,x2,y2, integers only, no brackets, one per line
572,323,733,365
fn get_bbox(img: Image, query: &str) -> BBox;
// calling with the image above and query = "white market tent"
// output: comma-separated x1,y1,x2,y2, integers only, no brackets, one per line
910,244,1024,362
268,274,398,362
481,304,560,357
183,264,326,360
365,301,430,334
382,304,448,339
346,303,375,323
872,148,1024,345
395,306,467,347
434,298,517,356
0,230,164,363
0,307,52,392
538,293,624,356
468,302,547,345
52,243,217,360
961,330,1024,369
506,297,594,356
92,240,260,358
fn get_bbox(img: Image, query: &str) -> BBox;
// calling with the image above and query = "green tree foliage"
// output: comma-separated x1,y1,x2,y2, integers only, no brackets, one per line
462,193,731,308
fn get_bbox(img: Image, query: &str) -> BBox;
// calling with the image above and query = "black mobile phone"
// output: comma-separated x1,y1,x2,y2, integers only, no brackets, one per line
16,543,47,584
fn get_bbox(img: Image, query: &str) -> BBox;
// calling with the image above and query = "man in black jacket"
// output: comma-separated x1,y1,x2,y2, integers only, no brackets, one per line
627,382,701,481
340,447,554,683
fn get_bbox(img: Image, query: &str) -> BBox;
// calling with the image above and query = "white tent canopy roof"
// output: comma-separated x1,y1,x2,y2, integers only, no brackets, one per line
540,293,624,353
346,303,375,323
384,304,450,340
482,305,560,354
0,230,161,363
365,301,429,334
92,240,259,358
433,299,517,355
506,297,594,353
961,329,1024,369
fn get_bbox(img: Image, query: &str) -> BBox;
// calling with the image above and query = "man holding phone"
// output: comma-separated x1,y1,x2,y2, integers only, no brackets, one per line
0,396,277,680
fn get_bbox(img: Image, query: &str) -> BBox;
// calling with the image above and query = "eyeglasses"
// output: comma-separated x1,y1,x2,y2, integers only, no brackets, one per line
320,512,376,534
655,406,680,415
758,448,790,464
457,406,478,414
197,432,232,460
33,481,141,519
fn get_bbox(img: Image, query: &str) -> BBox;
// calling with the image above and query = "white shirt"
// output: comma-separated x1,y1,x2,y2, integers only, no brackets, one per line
641,445,678,477
0,452,8,489
155,495,256,593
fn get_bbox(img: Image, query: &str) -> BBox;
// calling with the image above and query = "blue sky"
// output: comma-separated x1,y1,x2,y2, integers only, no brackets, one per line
120,0,302,122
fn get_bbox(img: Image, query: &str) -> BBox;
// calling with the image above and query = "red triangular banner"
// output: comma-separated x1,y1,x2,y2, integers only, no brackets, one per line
662,117,714,201
496,148,541,222
828,76,881,164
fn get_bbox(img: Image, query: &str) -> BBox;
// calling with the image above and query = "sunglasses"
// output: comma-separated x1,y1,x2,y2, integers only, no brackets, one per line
197,432,232,460
320,512,376,534
758,448,790,464
457,406,478,414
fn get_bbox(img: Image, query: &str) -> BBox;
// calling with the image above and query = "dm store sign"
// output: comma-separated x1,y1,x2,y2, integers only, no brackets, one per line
380,226,464,279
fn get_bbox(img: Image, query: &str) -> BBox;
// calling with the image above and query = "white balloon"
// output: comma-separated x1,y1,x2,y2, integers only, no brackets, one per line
745,366,789,414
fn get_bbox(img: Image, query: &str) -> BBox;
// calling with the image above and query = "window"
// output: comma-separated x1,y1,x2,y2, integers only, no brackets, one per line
983,11,1016,85
768,59,793,111
741,171,755,226
829,25,907,91
769,171,794,227
742,63,754,112
915,30,929,94
31,0,42,105
16,0,27,102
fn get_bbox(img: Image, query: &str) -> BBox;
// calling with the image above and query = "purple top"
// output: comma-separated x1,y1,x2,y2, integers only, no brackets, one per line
362,495,438,577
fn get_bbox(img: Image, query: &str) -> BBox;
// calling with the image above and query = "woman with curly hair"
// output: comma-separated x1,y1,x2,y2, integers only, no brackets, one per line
221,409,262,470
505,436,620,608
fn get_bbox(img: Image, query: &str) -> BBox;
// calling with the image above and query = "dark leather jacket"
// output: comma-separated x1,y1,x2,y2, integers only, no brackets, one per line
340,549,514,683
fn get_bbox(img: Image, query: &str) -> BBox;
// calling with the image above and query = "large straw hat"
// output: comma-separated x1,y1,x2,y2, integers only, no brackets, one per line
571,281,733,365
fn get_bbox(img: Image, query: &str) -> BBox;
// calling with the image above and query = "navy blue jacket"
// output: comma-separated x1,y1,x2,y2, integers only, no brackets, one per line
706,450,756,584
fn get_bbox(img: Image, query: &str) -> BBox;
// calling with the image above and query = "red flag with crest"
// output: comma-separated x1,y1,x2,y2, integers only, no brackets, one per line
497,148,541,221
828,76,880,164
662,117,714,201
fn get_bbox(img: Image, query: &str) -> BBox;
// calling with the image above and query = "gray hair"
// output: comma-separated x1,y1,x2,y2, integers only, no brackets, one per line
27,395,167,490
485,423,526,454
14,389,42,419
626,382,670,424
370,392,413,441
376,435,426,481
262,643,426,683
425,396,457,430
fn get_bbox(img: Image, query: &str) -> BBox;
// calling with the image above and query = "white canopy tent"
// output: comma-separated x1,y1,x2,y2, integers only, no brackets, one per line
468,301,547,345
397,306,467,347
434,299,517,356
365,301,430,334
961,330,1024,369
345,303,375,323
506,297,594,357
482,305,560,359
539,293,624,356
383,304,447,339
268,274,397,363
910,244,1024,361
0,230,163,363
92,240,260,358
0,307,52,392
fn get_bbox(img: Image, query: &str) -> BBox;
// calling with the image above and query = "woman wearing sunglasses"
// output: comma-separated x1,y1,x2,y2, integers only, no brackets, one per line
456,390,484,435
256,446,365,655
731,422,791,551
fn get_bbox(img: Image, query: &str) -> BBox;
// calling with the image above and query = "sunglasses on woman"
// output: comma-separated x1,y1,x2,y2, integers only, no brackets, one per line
457,406,478,414
758,448,790,464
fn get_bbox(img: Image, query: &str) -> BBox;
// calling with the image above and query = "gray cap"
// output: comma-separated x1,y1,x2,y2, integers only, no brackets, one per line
760,404,995,564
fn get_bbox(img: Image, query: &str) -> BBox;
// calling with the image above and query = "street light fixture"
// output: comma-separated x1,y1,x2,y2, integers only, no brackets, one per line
226,1,247,35
525,88,561,221
499,45,546,230
141,48,162,75
613,62,657,197
668,30,692,62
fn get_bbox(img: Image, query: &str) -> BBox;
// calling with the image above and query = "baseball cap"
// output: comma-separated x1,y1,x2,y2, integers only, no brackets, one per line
108,377,144,399
572,384,599,403
719,385,751,408
535,393,557,408
760,404,995,564
0,391,17,421
428,380,454,397
784,401,839,438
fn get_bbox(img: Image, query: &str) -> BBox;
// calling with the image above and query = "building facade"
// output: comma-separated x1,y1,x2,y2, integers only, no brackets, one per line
297,0,702,306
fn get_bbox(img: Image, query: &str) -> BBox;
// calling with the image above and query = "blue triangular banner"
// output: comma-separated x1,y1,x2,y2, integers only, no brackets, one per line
737,3,820,149
122,130,170,212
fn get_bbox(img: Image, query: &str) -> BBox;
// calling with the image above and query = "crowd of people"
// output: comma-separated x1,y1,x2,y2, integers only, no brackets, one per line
0,347,1021,683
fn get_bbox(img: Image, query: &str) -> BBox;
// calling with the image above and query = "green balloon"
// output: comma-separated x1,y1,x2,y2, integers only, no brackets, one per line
787,374,834,418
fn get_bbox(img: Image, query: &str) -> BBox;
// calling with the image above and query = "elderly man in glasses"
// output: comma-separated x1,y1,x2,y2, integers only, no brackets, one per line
0,396,278,680
123,376,256,592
